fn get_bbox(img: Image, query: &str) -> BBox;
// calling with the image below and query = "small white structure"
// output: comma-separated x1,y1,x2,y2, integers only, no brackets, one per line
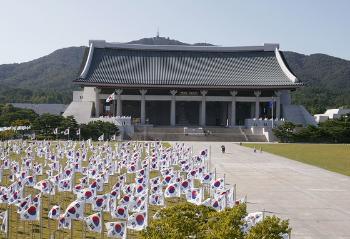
314,108,350,123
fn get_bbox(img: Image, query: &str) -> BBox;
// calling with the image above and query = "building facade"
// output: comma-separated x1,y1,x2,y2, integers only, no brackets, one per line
64,40,316,128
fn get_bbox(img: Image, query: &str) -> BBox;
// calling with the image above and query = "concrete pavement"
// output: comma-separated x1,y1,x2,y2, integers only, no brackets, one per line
186,141,350,239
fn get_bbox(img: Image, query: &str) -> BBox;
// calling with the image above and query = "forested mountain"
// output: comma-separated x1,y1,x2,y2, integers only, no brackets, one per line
0,37,349,114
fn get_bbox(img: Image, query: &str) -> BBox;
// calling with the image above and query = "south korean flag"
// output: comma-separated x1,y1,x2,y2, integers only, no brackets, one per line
85,212,102,233
164,183,181,198
65,199,84,220
58,178,72,192
149,193,164,206
211,178,225,191
58,213,71,229
186,188,203,206
48,205,60,219
20,204,40,221
92,194,110,212
201,172,214,184
111,204,128,220
127,212,147,231
105,221,126,238
180,178,193,194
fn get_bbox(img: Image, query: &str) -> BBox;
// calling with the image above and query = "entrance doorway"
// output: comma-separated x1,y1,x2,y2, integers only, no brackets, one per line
122,101,140,124
175,101,199,125
236,102,252,125
206,102,229,126
146,101,170,125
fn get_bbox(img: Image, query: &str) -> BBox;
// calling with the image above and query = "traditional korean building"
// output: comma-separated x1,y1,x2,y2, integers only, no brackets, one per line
64,40,316,139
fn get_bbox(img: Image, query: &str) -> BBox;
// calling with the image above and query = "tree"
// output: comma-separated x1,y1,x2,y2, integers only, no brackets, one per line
0,104,38,127
80,120,119,141
141,202,216,239
11,119,31,126
31,113,63,137
272,122,297,143
60,116,79,140
205,204,246,239
245,216,291,239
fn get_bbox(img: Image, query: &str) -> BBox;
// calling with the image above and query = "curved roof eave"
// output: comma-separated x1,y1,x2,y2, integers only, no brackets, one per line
80,42,95,78
73,79,302,89
275,48,298,83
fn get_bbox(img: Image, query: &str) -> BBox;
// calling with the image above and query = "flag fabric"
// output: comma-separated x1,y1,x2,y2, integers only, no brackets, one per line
35,180,54,195
0,211,8,234
111,135,117,141
164,183,180,198
85,212,102,233
127,212,147,231
98,134,104,141
64,128,70,135
242,211,264,233
20,204,40,221
149,193,164,206
106,92,115,103
201,172,213,184
105,221,126,238
77,188,95,203
48,205,60,219
92,194,110,212
58,213,71,229
65,199,84,220
186,188,203,205
111,204,128,219
58,178,72,192
211,178,225,191
16,195,31,213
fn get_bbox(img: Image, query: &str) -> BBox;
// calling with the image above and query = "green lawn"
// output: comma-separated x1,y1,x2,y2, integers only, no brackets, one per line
243,143,350,176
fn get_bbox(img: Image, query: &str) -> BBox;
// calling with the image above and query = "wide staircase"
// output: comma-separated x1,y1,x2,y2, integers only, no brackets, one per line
132,126,268,142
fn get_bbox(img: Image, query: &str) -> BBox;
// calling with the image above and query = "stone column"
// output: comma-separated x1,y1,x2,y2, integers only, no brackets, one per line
94,88,101,117
140,89,147,125
254,90,261,119
115,89,123,117
199,90,207,126
170,90,177,126
274,90,281,120
230,91,237,126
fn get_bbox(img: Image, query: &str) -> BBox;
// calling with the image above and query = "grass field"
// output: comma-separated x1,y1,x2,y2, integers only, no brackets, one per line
243,143,350,176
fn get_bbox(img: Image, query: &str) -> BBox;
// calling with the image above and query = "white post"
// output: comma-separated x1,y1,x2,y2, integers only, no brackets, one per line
230,91,237,126
140,89,147,125
95,88,101,117
170,90,177,126
275,90,281,120
272,96,274,128
200,90,207,126
116,89,123,117
254,90,261,119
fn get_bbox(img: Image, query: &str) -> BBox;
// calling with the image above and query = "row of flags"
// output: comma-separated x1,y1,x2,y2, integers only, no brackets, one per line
52,129,116,141
53,128,79,136
0,140,282,238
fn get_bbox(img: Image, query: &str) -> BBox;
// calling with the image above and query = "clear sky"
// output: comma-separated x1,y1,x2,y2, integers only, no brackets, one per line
0,0,349,64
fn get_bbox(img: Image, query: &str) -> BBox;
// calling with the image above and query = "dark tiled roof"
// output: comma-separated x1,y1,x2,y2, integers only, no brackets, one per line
76,46,299,87
10,103,68,115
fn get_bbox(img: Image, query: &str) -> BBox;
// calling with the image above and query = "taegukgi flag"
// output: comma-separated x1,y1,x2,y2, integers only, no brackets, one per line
105,221,126,238
106,92,115,103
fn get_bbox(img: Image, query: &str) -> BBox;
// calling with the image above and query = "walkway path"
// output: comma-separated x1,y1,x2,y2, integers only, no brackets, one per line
185,142,350,239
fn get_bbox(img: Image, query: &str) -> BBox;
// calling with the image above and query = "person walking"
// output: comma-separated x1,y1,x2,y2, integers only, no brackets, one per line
221,145,226,153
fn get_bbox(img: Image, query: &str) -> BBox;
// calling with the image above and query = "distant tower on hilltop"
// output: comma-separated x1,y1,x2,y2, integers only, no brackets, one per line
156,27,160,38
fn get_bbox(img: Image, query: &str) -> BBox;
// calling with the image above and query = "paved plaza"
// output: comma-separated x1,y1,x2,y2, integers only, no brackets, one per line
185,142,350,239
